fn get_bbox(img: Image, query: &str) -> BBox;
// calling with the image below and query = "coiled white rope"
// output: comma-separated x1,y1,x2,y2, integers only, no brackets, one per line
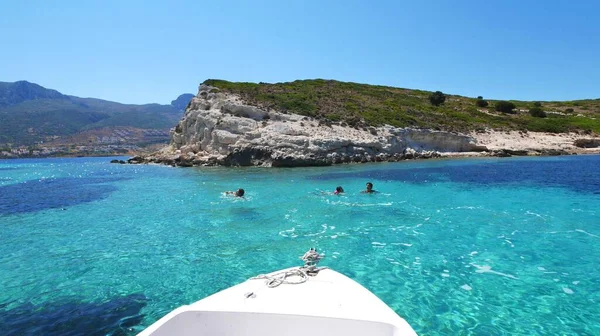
250,248,327,288
251,267,310,288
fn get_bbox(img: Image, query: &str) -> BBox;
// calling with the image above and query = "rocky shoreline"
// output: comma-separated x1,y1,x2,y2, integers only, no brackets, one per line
127,84,600,167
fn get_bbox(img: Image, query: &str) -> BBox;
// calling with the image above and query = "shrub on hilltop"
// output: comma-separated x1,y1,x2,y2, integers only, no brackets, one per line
476,96,489,107
495,101,516,113
529,107,547,118
429,91,446,106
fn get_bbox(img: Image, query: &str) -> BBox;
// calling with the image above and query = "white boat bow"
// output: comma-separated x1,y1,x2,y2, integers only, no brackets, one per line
138,249,417,336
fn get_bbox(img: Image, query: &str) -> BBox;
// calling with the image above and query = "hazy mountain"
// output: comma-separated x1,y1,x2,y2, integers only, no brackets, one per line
0,81,67,106
0,81,194,145
171,93,195,111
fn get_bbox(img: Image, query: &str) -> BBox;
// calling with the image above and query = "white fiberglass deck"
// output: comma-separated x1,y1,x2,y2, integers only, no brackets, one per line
138,267,417,336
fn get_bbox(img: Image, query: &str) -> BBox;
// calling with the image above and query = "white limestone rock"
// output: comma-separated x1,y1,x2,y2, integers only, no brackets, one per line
144,83,486,167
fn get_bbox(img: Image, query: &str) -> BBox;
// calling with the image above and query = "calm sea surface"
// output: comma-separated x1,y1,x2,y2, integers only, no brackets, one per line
1,155,599,335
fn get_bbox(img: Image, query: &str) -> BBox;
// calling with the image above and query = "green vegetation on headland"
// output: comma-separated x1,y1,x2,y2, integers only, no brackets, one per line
203,79,600,134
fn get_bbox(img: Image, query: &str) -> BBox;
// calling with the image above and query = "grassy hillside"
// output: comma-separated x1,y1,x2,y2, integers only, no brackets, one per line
204,79,600,134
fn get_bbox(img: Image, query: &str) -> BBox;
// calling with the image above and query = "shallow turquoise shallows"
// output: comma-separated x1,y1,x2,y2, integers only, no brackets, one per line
1,156,599,335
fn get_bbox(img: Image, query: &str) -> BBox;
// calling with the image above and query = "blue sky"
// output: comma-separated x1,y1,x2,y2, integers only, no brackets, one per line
1,0,598,104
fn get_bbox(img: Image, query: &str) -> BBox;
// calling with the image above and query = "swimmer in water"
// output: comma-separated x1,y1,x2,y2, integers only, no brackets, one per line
334,186,344,195
226,188,245,197
361,182,378,194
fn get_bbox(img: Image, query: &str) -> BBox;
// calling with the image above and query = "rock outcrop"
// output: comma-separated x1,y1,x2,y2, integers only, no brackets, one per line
134,84,487,167
574,138,600,148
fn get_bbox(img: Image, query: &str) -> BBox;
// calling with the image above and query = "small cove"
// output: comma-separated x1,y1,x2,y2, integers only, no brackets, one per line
1,155,599,335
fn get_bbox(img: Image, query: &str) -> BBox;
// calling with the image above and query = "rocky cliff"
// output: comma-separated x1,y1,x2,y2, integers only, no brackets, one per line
132,84,488,167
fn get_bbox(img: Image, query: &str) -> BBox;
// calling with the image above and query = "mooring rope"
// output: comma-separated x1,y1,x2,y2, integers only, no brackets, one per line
251,267,310,288
250,248,327,288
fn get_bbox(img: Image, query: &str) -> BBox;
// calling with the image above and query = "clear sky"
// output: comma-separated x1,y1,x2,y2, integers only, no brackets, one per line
1,0,598,104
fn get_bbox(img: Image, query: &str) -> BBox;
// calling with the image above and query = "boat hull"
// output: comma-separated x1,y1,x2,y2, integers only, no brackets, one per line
138,268,417,336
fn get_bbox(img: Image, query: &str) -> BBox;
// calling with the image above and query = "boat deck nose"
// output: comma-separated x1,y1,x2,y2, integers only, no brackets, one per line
138,268,417,336
146,310,405,336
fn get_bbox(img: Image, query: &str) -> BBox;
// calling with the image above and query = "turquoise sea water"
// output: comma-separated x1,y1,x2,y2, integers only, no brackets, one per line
1,156,599,335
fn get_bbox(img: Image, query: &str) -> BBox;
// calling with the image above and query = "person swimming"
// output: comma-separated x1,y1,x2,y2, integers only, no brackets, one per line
226,188,245,197
334,186,344,195
361,182,377,194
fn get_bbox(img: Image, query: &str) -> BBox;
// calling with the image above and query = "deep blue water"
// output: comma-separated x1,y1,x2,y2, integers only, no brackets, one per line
0,177,123,215
1,155,599,335
313,157,600,194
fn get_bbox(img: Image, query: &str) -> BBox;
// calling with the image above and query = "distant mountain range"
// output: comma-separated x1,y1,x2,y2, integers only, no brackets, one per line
0,81,194,146
170,93,195,112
